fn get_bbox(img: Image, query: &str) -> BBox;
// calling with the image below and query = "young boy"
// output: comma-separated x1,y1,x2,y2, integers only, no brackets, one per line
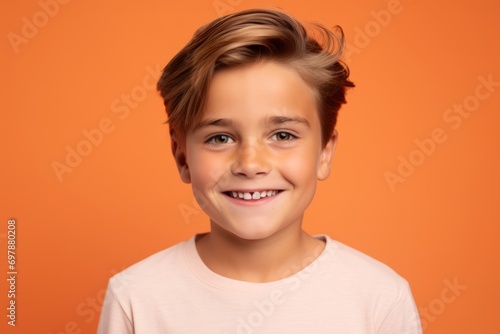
98,9,422,333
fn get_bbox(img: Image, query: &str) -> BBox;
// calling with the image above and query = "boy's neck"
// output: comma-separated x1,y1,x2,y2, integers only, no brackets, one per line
195,223,325,283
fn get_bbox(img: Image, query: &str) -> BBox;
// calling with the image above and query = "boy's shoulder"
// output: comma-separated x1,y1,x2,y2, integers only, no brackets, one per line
327,236,406,279
106,236,193,295
324,235,409,287
318,235,411,305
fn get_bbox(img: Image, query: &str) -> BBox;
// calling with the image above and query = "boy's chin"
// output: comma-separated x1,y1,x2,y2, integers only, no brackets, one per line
210,220,296,242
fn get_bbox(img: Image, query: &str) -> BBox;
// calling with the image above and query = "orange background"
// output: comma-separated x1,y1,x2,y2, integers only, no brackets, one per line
1,0,499,333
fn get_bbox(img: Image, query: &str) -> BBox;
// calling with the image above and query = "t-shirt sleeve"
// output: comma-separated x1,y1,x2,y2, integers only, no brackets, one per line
97,282,134,334
378,281,422,334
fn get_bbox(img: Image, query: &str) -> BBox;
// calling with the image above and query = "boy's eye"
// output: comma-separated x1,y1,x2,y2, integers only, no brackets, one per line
207,134,234,144
272,131,296,141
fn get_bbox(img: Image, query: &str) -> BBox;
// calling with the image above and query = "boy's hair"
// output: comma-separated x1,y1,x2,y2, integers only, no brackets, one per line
157,9,354,146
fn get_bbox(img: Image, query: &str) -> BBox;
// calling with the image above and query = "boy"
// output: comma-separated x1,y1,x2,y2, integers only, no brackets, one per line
98,9,422,333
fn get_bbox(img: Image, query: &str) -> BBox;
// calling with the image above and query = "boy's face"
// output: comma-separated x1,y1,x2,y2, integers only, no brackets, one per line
173,61,336,241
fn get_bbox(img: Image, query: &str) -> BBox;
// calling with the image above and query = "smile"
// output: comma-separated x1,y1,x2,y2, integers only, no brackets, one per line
224,190,281,200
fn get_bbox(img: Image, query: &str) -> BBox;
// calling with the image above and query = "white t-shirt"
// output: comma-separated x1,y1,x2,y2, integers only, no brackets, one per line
97,235,422,333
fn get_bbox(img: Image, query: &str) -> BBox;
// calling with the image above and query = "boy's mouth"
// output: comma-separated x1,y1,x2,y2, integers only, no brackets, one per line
223,190,282,201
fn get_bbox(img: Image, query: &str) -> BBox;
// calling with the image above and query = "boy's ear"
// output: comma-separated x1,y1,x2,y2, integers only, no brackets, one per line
171,131,191,184
317,129,338,180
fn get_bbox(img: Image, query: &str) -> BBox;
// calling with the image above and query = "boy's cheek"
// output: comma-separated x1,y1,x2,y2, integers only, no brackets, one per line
192,187,211,211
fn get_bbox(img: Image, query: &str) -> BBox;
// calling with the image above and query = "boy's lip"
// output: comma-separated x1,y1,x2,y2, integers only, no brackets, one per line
221,189,284,201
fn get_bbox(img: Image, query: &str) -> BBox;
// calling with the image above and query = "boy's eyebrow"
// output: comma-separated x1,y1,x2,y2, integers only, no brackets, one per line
192,115,310,132
192,118,233,132
265,115,310,128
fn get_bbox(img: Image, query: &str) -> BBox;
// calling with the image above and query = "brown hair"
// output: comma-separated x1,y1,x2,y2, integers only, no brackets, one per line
157,8,354,146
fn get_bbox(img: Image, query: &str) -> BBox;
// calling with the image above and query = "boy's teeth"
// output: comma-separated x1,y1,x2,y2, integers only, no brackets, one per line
231,191,278,200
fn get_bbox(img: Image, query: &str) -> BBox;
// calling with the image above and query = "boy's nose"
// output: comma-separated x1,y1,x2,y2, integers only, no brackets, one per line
231,143,271,178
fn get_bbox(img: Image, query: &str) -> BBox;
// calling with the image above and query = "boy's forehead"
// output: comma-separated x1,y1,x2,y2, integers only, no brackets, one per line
201,62,318,123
